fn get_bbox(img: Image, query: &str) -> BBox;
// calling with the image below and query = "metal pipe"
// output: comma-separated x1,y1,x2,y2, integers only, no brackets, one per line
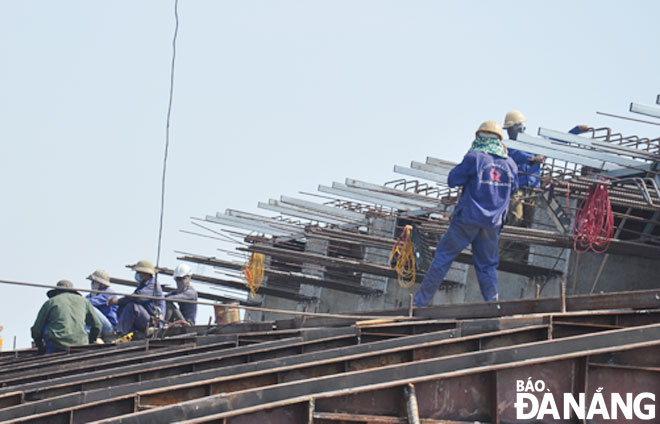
404,383,420,424
0,279,406,321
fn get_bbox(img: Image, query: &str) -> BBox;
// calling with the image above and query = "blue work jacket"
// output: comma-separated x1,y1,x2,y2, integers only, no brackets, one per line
510,126,584,188
119,277,165,319
448,151,518,228
86,287,119,327
508,149,540,188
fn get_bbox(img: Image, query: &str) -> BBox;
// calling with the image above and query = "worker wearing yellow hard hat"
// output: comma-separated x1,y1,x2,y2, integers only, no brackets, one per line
502,111,545,227
413,121,518,306
109,259,165,337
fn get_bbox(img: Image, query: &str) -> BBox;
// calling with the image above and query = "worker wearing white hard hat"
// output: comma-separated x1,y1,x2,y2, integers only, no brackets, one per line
165,264,198,325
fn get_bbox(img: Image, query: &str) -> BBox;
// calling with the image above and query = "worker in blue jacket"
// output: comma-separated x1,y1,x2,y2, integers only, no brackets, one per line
503,110,543,227
85,269,118,336
109,259,165,335
504,110,590,226
413,121,518,306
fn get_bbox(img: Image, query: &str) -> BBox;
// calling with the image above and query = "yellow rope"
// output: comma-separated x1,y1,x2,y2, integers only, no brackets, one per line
242,252,265,298
389,225,416,288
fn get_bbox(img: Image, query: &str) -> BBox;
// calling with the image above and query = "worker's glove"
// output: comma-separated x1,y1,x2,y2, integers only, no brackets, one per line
575,125,590,134
529,155,546,164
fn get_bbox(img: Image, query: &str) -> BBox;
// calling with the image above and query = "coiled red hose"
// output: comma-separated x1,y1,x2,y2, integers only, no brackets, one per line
573,182,614,254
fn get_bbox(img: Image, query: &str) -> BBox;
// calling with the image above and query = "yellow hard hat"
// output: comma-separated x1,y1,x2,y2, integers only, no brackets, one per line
132,259,156,275
503,110,526,129
476,120,503,140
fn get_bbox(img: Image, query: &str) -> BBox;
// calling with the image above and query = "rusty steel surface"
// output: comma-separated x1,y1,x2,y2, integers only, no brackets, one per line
0,326,362,392
78,324,660,423
177,351,658,424
0,329,455,420
1,311,658,422
2,309,658,422
272,289,660,329
7,327,535,422
1,326,552,423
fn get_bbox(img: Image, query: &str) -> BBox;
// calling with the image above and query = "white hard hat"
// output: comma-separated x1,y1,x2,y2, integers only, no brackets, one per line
173,264,193,278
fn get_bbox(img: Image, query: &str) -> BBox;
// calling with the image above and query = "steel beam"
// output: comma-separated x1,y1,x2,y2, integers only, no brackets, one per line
425,156,457,169
155,269,314,303
508,135,609,169
178,255,381,295
203,214,295,237
297,289,660,325
318,185,414,211
344,178,442,204
331,182,439,209
246,242,562,280
630,102,660,119
393,165,447,184
3,311,659,421
410,161,450,177
258,200,351,226
280,196,365,221
223,209,304,232
89,324,660,423
6,327,551,423
537,128,649,168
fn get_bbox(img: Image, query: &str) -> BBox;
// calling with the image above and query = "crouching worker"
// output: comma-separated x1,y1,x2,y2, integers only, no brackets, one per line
109,260,165,336
165,264,198,325
413,121,518,306
31,280,102,354
86,270,118,337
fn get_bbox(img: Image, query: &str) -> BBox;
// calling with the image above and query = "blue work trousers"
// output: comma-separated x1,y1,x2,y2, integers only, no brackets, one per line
117,303,152,335
42,324,65,354
92,306,115,337
413,217,500,306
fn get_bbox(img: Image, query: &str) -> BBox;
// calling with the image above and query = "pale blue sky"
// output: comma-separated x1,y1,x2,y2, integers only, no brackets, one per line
1,1,658,348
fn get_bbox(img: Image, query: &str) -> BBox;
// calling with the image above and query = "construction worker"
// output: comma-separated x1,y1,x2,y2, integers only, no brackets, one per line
503,110,544,227
31,280,103,354
109,260,165,336
413,121,518,306
85,270,118,337
504,111,592,226
164,264,198,325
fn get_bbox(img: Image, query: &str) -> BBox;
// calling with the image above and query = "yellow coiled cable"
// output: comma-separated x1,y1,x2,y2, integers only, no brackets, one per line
242,252,265,298
389,225,416,288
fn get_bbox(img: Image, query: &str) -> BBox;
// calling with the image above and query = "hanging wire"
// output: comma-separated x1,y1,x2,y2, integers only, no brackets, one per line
156,0,179,271
153,0,180,320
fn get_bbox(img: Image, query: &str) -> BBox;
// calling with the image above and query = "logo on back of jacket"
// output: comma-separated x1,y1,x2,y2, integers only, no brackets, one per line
481,164,512,187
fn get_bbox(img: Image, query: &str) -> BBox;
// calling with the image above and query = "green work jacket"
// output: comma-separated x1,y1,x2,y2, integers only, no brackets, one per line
31,292,102,351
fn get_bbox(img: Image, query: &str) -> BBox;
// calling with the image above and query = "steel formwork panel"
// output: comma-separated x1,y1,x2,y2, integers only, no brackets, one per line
90,324,660,423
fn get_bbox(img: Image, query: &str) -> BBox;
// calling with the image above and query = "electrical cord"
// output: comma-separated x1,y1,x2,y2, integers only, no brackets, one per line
573,181,614,254
154,0,180,320
389,225,416,288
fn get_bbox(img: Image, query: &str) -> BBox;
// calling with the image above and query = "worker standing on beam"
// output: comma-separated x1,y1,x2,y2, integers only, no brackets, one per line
109,260,165,336
164,264,198,325
85,270,118,337
503,110,545,227
504,111,592,227
31,280,103,354
413,121,518,306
